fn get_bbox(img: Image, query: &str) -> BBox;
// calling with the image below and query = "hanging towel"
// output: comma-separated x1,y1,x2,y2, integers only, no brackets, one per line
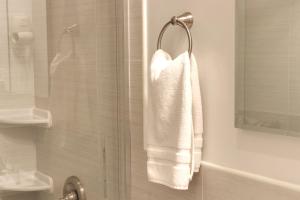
190,54,203,172
144,50,203,190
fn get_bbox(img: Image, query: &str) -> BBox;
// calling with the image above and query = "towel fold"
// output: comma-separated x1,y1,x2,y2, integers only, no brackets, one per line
144,50,203,190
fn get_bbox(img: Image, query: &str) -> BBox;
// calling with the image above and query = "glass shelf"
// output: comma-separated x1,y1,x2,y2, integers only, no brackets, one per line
0,171,53,192
0,108,52,128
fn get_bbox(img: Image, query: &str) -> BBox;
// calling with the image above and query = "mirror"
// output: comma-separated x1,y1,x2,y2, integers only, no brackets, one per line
235,0,300,136
0,0,49,110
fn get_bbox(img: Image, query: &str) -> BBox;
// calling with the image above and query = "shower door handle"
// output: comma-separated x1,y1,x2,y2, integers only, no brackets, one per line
59,176,86,200
60,191,78,200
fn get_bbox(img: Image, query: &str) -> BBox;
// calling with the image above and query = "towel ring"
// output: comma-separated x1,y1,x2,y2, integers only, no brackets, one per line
157,12,193,57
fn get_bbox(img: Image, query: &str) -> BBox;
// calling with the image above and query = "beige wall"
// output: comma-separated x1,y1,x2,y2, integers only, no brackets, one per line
128,0,300,199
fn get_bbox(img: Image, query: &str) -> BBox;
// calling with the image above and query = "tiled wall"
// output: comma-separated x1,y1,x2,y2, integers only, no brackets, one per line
32,0,49,98
35,1,120,200
0,0,48,110
8,0,34,97
0,0,10,92
0,192,38,200
0,2,37,200
0,0,35,109
201,164,300,200
0,127,37,200
0,127,36,172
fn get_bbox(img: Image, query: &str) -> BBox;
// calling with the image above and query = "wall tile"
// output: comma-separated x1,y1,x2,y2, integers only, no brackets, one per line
0,127,37,200
36,1,120,200
202,165,300,200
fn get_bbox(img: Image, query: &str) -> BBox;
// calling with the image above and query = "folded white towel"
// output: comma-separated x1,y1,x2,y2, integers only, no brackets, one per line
144,50,203,190
190,54,203,172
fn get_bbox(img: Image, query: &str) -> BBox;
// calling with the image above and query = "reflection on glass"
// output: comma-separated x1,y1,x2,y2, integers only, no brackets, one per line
235,0,300,136
0,0,10,94
0,0,49,109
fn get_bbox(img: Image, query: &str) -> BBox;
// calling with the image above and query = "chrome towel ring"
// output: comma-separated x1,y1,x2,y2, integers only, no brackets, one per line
157,12,194,57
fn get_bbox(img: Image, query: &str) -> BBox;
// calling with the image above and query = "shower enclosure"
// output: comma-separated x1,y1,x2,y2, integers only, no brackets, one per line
0,1,130,200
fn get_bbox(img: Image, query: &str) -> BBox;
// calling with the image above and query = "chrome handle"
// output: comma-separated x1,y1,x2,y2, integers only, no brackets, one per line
60,176,86,200
60,191,78,200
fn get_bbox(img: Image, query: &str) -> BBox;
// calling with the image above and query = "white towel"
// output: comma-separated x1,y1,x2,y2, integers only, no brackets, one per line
144,50,203,190
190,53,203,172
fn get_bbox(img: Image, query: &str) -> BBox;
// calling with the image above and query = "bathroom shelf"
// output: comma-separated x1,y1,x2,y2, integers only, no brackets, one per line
0,171,53,192
0,108,52,128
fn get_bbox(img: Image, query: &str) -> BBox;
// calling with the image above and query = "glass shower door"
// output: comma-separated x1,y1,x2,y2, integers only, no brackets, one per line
0,1,127,200
36,0,124,200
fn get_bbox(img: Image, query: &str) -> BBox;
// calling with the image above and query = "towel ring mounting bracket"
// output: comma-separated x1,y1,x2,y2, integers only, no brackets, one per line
157,12,193,56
